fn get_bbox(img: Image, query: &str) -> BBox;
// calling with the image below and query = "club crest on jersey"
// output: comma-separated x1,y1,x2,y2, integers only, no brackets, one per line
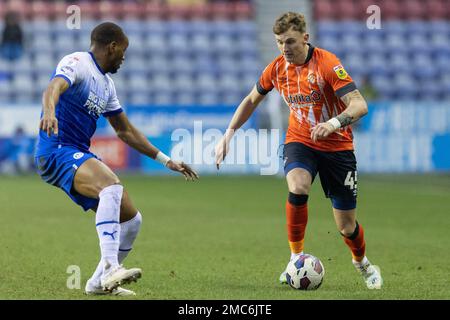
307,73,316,84
73,152,84,160
333,65,348,80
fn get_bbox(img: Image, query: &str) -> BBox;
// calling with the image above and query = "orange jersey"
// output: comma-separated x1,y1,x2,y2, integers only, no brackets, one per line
257,45,357,152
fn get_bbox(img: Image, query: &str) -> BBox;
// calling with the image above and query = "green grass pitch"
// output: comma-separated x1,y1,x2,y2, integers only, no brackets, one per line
0,174,449,299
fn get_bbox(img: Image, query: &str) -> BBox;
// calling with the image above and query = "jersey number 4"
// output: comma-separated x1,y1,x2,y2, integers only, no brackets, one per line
344,171,357,190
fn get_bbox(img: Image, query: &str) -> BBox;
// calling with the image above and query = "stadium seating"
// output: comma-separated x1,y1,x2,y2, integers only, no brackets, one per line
315,0,450,101
4,0,447,104
0,0,258,106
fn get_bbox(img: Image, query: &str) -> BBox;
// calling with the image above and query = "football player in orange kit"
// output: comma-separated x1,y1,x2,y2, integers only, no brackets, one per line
215,12,382,289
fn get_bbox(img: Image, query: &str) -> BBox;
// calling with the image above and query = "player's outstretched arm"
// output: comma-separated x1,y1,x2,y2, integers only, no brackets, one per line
336,89,369,125
215,85,266,169
40,77,69,136
310,89,368,142
108,112,199,181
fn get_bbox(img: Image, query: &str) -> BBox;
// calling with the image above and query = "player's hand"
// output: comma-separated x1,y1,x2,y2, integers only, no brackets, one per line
215,137,230,170
40,113,58,137
310,122,335,143
166,160,199,181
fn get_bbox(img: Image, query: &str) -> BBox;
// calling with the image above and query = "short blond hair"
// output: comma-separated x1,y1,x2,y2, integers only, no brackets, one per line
273,12,307,35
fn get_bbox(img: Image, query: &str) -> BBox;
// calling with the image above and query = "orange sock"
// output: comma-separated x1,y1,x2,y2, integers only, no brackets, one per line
343,222,366,262
286,193,308,254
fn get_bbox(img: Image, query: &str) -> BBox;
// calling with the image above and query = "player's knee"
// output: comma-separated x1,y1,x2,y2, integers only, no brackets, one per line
289,185,309,195
340,228,354,238
339,222,358,238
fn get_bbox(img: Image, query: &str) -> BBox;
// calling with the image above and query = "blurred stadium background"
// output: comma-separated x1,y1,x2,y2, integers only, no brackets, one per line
1,0,450,300
0,0,448,175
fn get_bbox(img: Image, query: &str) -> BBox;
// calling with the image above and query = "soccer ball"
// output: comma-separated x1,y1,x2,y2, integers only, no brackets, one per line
286,254,325,290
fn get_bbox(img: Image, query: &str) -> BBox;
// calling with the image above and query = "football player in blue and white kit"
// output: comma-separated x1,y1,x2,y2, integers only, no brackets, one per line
34,22,199,296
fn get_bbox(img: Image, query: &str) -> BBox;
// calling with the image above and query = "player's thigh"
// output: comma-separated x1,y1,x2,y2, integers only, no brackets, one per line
120,189,138,223
283,142,317,195
286,168,313,195
73,157,121,199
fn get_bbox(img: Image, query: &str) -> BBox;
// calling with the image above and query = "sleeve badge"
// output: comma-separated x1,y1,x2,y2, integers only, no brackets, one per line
333,65,348,80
